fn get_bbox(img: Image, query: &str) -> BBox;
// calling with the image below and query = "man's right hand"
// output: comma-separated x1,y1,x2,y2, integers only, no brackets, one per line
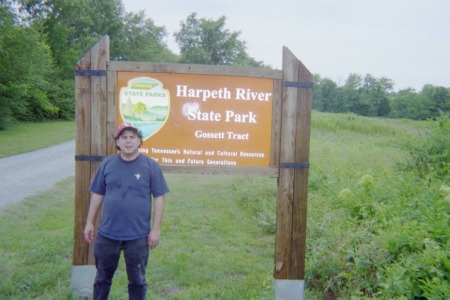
83,193,104,244
84,223,95,244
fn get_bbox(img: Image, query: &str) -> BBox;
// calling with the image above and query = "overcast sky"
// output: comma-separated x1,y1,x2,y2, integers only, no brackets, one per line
121,0,449,91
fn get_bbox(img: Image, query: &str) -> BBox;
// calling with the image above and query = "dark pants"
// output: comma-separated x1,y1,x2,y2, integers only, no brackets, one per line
93,234,149,300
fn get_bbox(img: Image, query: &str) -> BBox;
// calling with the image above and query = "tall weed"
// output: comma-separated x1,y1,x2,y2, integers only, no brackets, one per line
400,113,450,182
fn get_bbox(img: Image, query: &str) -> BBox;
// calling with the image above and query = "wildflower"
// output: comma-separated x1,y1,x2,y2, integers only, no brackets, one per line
359,174,374,191
339,188,353,199
440,185,450,202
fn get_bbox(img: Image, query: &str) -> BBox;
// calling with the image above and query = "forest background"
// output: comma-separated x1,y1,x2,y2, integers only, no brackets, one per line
0,1,449,298
0,0,449,130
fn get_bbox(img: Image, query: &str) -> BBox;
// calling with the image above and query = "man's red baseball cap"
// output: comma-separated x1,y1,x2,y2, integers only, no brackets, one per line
115,122,138,138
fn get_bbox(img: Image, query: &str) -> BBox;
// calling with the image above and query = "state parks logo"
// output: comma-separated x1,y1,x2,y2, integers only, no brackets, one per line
119,77,170,141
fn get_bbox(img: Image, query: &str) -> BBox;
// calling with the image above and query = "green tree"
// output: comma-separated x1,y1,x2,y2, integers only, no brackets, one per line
340,73,363,114
338,74,393,117
174,13,267,67
420,84,450,117
313,74,341,112
389,88,434,120
0,4,15,128
115,10,177,62
18,0,123,77
16,0,107,120
0,3,57,128
359,74,392,117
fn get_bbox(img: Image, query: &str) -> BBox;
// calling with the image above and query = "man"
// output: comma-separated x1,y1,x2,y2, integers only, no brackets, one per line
84,122,170,300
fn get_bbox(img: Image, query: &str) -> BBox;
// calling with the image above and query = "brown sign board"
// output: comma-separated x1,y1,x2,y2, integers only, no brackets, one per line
117,71,278,172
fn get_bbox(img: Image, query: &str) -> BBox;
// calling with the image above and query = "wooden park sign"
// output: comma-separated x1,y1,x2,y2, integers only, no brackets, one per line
117,71,276,172
72,36,312,299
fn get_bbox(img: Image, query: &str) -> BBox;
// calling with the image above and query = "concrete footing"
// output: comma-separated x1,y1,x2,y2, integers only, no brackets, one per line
274,279,305,300
69,265,96,299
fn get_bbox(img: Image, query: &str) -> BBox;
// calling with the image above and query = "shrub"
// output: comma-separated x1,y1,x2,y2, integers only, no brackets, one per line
401,113,450,182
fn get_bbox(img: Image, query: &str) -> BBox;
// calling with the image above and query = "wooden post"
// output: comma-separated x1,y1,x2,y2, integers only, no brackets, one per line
71,36,110,298
274,47,313,299
73,35,110,265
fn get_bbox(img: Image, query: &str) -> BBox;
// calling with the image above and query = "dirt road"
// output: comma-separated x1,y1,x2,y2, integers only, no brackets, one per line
0,140,75,208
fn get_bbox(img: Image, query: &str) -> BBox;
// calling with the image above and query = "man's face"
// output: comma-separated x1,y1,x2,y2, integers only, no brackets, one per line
116,129,141,156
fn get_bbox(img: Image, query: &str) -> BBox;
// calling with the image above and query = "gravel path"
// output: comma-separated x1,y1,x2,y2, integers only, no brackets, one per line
0,140,75,208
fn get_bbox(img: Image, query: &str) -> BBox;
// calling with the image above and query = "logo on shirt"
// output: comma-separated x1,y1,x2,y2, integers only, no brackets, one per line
135,174,141,180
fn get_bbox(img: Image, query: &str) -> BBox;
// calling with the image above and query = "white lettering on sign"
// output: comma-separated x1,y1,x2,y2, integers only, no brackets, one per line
151,148,181,154
227,131,249,140
188,110,221,121
217,150,238,156
139,148,149,154
176,85,232,102
235,88,271,101
186,109,257,124
187,158,204,165
194,130,225,139
240,151,265,158
194,130,251,141
225,111,257,123
206,159,237,166
183,149,203,155
175,85,272,102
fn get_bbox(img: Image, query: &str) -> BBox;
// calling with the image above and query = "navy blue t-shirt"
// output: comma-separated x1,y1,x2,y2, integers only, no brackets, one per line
90,154,169,240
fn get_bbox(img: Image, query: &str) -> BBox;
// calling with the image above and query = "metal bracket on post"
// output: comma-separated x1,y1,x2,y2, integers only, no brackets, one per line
74,70,107,77
283,81,313,89
75,155,105,162
280,162,310,169
277,162,310,186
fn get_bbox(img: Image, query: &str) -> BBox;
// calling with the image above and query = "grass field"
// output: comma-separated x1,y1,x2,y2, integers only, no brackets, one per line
0,112,448,299
0,120,75,158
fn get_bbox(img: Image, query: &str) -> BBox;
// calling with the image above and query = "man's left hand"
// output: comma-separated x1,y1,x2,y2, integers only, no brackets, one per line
148,229,160,249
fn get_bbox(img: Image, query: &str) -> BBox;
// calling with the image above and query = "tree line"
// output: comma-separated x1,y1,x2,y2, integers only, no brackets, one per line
1,0,448,130
314,74,449,120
